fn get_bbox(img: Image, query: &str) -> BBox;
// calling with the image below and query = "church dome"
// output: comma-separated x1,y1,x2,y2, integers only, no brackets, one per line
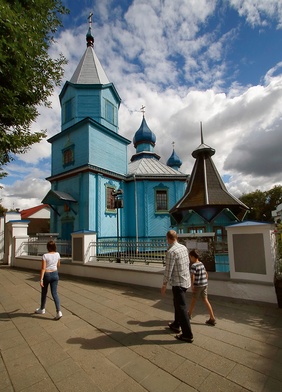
167,149,182,169
133,117,156,148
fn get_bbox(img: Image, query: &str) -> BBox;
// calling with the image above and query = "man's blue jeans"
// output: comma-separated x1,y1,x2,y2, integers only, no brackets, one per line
172,286,193,339
41,271,60,311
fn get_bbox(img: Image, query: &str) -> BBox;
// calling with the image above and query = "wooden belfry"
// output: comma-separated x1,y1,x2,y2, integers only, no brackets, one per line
170,123,249,225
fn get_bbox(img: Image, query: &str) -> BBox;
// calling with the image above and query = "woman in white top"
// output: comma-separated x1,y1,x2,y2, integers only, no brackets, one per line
35,240,62,320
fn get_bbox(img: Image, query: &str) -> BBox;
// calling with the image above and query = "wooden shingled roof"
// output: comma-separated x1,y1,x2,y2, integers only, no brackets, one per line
170,129,249,224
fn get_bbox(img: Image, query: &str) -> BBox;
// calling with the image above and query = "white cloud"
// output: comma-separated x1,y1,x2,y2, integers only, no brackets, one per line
1,173,50,210
2,0,282,210
229,0,282,29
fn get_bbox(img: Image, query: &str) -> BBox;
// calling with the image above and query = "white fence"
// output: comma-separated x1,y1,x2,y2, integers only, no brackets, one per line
16,238,167,265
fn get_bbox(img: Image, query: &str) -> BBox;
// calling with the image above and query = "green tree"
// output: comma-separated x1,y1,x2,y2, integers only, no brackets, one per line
0,203,7,217
239,185,282,222
0,0,69,178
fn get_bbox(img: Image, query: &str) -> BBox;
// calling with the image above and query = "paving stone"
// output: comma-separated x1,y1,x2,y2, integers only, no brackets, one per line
20,377,58,392
9,363,49,392
1,342,33,364
122,356,158,383
0,369,13,391
200,351,236,376
106,345,139,368
0,329,26,351
4,351,40,376
198,371,246,392
31,339,70,367
140,367,181,392
108,377,148,392
173,382,198,392
46,357,82,382
148,345,186,372
55,369,101,392
173,358,211,390
262,377,282,392
227,363,268,392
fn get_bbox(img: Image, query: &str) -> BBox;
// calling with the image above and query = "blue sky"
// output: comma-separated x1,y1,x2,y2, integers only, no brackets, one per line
1,0,282,210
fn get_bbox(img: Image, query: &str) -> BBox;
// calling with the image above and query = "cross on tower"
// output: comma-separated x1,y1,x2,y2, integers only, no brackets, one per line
88,12,93,27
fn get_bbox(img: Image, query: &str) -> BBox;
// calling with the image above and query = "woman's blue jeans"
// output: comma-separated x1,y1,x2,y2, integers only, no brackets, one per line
41,271,60,311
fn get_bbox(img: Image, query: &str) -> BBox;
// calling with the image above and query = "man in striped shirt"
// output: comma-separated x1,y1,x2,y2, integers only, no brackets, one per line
161,230,193,343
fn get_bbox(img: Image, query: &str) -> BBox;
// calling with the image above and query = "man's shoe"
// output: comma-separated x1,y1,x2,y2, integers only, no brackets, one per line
168,322,181,333
205,318,216,326
55,311,63,320
175,334,193,343
35,308,45,314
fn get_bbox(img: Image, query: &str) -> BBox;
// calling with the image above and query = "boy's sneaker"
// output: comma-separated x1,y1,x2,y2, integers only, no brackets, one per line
35,308,45,314
205,318,216,326
55,311,63,320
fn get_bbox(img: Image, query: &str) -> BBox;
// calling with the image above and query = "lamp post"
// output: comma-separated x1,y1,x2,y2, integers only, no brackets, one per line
112,189,123,263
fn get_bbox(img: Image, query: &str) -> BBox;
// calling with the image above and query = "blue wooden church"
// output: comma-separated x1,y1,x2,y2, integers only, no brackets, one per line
42,20,188,241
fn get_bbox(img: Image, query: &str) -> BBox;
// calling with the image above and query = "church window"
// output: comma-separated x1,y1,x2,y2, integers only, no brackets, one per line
214,227,227,242
106,186,116,212
213,227,228,253
62,144,75,167
105,99,116,125
188,227,205,234
64,99,73,123
155,190,168,212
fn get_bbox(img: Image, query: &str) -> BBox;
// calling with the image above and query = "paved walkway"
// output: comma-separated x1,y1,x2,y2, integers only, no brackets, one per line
0,266,282,392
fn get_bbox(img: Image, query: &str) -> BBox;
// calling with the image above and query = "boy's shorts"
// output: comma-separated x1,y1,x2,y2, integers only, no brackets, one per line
192,285,208,299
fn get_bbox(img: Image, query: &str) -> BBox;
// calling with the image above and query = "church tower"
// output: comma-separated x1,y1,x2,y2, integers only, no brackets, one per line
42,14,130,239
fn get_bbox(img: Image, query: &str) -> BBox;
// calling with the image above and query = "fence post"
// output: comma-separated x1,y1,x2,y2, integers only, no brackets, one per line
72,231,97,264
4,220,30,265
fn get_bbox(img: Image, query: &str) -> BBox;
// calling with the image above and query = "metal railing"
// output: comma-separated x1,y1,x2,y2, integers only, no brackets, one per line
17,239,72,258
94,238,167,265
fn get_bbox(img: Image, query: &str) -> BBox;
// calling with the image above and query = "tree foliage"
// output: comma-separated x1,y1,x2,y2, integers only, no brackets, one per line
0,203,7,217
0,0,69,178
239,185,282,222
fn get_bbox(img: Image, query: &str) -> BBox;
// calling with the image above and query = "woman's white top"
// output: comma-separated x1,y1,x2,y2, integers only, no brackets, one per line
43,252,60,271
